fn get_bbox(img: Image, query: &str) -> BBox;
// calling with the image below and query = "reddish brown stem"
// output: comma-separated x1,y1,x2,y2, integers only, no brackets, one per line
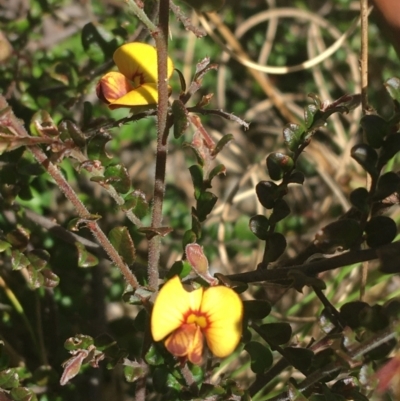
147,0,170,290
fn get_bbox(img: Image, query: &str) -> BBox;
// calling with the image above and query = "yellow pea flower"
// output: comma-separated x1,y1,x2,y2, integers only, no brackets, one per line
96,42,174,110
151,276,243,364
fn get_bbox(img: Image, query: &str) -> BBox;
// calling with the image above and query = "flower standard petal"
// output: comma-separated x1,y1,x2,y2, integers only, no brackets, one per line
200,286,243,358
113,42,174,83
151,276,203,342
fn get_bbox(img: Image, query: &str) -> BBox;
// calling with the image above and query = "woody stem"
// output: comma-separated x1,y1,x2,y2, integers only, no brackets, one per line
148,0,170,290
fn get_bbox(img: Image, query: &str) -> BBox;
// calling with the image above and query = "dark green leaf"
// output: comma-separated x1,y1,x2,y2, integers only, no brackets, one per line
6,227,30,250
108,226,136,265
351,144,378,178
263,232,287,264
244,341,273,373
349,187,369,212
269,199,291,225
152,366,181,393
378,134,400,167
360,114,389,148
284,347,314,372
314,219,363,253
339,301,369,329
373,171,400,201
267,152,294,181
257,322,292,346
243,300,271,320
249,215,269,240
365,216,397,247
287,170,305,184
256,181,281,209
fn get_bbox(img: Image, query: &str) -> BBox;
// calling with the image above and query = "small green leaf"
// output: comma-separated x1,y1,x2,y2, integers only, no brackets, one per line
10,386,38,401
124,364,145,383
384,77,400,104
75,242,99,268
249,215,270,240
196,191,217,222
11,250,30,271
211,134,234,157
30,110,58,138
6,227,30,250
208,163,226,183
166,260,192,280
87,132,112,164
122,190,149,218
58,120,86,147
182,230,197,248
258,322,292,346
0,368,19,389
0,240,11,252
145,344,164,366
41,268,60,288
109,226,136,265
64,334,94,351
283,123,306,152
172,99,189,139
104,164,131,194
26,249,50,271
189,165,204,200
244,341,273,373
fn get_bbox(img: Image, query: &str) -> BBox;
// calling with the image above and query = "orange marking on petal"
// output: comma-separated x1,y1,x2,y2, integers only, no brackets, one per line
164,323,204,364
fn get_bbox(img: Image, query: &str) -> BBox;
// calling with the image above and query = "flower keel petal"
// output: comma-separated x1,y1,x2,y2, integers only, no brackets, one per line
151,276,203,342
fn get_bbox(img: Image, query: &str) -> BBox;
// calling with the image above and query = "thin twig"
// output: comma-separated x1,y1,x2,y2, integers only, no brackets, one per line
0,95,140,290
125,0,158,33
